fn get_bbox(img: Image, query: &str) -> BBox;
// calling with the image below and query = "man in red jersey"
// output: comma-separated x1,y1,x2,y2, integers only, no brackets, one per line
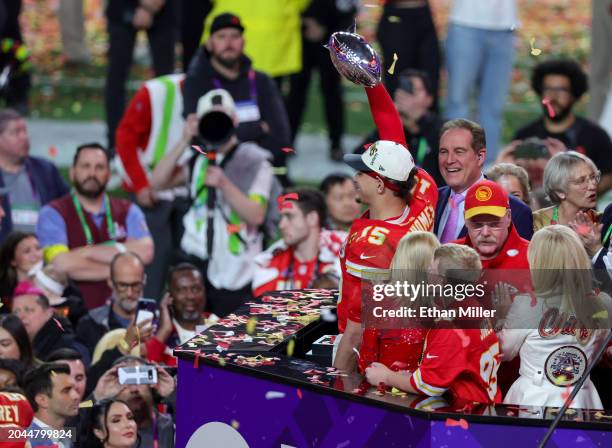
366,244,502,405
333,81,438,372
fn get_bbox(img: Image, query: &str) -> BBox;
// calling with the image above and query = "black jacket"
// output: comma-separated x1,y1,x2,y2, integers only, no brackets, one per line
434,185,534,241
183,50,291,158
76,304,127,358
34,316,90,365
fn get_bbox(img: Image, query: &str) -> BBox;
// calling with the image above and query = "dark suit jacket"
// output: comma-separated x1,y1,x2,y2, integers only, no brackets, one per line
434,186,534,241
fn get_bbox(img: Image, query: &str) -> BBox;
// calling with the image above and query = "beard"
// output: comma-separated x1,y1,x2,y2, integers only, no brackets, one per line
214,53,240,69
117,297,138,313
74,177,105,199
178,309,200,322
543,101,573,123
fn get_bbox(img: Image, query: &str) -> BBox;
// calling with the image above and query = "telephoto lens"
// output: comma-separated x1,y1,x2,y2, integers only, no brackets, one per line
198,111,234,147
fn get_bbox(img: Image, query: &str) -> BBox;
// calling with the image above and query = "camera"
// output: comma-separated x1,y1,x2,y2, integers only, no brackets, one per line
514,137,549,159
198,110,234,148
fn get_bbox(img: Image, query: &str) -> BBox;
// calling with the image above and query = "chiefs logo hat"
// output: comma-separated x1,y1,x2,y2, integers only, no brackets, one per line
464,179,509,220
343,140,415,182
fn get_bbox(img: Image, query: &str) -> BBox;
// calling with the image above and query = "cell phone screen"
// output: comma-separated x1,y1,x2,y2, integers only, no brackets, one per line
136,299,159,329
118,366,158,385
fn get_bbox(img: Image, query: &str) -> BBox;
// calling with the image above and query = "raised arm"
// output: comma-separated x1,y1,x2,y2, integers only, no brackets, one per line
365,84,406,148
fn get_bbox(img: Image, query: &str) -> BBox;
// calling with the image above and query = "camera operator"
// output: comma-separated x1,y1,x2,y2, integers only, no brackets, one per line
151,89,279,317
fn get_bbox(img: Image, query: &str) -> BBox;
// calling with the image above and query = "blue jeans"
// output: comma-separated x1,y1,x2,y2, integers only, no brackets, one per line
444,24,515,161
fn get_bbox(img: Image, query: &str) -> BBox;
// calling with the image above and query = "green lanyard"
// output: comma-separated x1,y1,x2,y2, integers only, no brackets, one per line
71,191,115,246
603,225,612,248
416,137,428,166
551,206,559,224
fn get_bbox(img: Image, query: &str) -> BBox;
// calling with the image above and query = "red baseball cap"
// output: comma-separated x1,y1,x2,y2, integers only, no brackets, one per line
464,180,509,220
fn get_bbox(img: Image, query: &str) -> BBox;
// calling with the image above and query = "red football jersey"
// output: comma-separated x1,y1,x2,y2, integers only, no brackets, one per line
0,392,33,448
410,327,502,405
337,169,437,333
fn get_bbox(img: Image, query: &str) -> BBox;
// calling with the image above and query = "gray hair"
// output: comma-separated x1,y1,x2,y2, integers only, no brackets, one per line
440,119,486,152
543,151,599,205
486,163,531,203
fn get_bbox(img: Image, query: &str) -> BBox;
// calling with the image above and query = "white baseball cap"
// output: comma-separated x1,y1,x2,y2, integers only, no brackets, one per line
343,140,415,182
196,88,236,120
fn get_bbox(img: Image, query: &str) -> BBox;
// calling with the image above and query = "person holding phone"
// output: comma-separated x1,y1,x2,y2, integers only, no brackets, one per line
146,263,218,366
91,356,175,448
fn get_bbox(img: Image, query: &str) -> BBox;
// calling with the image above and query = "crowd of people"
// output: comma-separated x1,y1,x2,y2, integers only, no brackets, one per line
0,0,610,446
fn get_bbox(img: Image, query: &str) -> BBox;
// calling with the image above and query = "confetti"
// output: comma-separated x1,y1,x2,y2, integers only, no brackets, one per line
390,387,407,397
388,16,401,23
218,358,226,367
352,347,361,358
593,310,609,319
71,101,82,114
529,292,538,308
51,370,56,377
231,419,240,429
53,318,65,332
286,339,295,357
193,351,201,369
265,391,286,400
79,400,93,408
227,223,242,234
297,388,303,399
246,317,257,335
281,147,295,154
529,38,542,56
561,385,574,407
542,98,555,118
192,145,207,156
387,53,399,75
445,418,469,430
48,145,58,158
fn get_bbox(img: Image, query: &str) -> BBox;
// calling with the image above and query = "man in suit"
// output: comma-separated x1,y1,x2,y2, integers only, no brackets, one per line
434,119,533,242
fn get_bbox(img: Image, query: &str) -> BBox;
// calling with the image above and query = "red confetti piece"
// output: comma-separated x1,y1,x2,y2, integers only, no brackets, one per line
561,385,574,407
227,224,242,234
48,145,58,158
529,291,538,307
363,143,372,151
445,418,469,430
297,388,303,399
281,147,295,154
193,351,200,369
192,145,207,156
53,318,65,332
542,98,555,118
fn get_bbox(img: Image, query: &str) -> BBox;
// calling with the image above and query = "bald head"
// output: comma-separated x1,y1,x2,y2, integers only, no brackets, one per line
110,252,144,280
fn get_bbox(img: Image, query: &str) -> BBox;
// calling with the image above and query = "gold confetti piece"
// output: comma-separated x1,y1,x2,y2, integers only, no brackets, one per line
387,53,399,75
388,16,401,23
79,400,93,408
529,38,542,56
218,358,226,367
51,370,56,377
287,339,295,357
71,102,82,114
593,310,609,319
246,317,257,335
231,419,240,429
119,338,130,351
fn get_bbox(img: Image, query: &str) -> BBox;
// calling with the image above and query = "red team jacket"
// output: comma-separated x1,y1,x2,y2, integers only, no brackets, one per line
410,326,502,405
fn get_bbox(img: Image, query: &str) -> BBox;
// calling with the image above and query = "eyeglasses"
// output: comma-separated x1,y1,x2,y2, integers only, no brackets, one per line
465,220,507,231
568,172,601,188
113,281,144,293
542,86,571,96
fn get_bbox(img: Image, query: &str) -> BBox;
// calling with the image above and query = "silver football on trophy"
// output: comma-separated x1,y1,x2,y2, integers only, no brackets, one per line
327,31,381,87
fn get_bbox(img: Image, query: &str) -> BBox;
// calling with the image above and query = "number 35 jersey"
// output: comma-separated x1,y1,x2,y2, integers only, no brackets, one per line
337,169,437,333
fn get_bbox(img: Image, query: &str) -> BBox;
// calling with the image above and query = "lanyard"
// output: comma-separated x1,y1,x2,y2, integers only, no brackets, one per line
71,191,115,246
551,206,559,224
416,137,428,166
212,69,257,101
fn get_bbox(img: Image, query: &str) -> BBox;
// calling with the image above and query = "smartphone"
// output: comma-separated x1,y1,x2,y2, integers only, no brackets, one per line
118,365,158,385
136,298,158,329
514,138,549,159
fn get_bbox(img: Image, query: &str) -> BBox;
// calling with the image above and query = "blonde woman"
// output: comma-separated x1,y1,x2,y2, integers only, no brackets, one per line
533,152,602,257
500,225,612,408
359,232,440,373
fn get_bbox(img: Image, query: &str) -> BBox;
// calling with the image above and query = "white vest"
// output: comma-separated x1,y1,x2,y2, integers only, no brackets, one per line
141,74,186,169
